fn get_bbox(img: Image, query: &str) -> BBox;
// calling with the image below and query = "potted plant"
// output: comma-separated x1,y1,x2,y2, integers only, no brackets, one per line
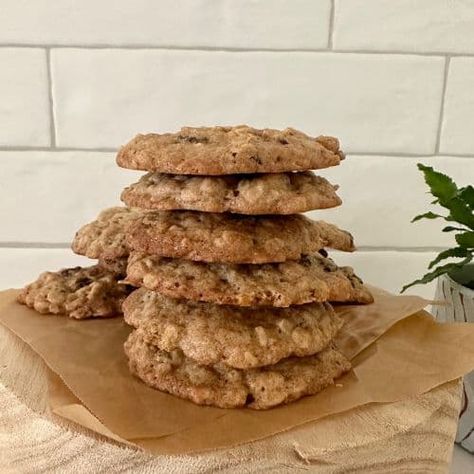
403,163,474,451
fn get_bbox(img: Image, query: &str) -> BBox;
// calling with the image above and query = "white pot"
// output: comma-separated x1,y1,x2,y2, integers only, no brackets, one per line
433,274,474,323
433,274,474,452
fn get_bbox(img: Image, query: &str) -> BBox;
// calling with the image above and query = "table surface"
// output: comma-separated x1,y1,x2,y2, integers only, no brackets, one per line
1,258,473,473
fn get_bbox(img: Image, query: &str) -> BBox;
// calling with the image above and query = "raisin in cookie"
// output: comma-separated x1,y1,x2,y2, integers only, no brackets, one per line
98,256,128,277
123,288,343,369
121,171,341,215
127,211,354,264
125,329,351,409
17,266,132,319
126,252,373,306
116,126,344,175
72,207,141,260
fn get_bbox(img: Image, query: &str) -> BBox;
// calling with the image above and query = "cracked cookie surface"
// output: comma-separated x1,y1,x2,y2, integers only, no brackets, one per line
127,211,354,264
116,125,344,175
124,329,351,409
123,287,343,369
121,171,341,215
126,252,373,306
17,265,132,319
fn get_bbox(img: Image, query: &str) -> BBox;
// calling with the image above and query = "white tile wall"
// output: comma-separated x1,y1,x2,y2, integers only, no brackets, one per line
0,249,90,290
0,1,331,49
0,2,473,306
0,48,50,146
1,6,473,470
334,0,474,54
441,58,474,155
0,151,137,243
315,155,474,247
333,250,438,299
51,49,444,153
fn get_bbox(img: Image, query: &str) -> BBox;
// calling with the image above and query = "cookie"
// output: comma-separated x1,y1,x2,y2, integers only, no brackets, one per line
123,287,343,369
126,252,373,307
72,207,141,260
125,330,351,409
121,171,341,215
127,211,354,264
17,266,132,319
116,126,344,175
98,256,128,277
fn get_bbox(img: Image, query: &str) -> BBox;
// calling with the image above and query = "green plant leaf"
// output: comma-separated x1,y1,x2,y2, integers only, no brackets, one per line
411,211,444,223
401,254,473,292
442,225,468,232
459,185,474,209
417,163,458,205
448,197,474,230
428,247,468,269
456,231,474,248
407,163,474,291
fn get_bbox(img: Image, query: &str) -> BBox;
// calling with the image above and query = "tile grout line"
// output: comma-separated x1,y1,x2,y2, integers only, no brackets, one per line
0,43,465,57
0,243,71,249
434,56,451,154
0,146,117,152
45,48,57,147
347,151,470,158
356,246,446,253
327,0,336,49
348,152,473,158
0,147,473,159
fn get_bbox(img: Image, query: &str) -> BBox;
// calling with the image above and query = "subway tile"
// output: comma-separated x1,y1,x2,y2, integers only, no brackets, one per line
440,58,474,155
0,151,139,243
313,155,474,247
0,249,91,290
52,49,444,153
334,0,474,54
0,48,50,146
333,250,437,299
0,0,330,49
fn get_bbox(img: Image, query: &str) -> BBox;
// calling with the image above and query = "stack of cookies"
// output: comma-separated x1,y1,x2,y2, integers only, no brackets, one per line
18,125,372,409
116,125,373,409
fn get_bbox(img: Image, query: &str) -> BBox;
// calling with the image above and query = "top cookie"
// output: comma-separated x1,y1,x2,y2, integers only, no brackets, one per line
116,125,344,175
72,207,141,260
127,211,355,264
121,171,342,215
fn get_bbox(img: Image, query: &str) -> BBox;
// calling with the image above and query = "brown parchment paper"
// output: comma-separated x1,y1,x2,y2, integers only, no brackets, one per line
1,286,474,455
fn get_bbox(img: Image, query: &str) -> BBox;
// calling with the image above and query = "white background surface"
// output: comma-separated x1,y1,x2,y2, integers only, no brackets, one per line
1,1,474,470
